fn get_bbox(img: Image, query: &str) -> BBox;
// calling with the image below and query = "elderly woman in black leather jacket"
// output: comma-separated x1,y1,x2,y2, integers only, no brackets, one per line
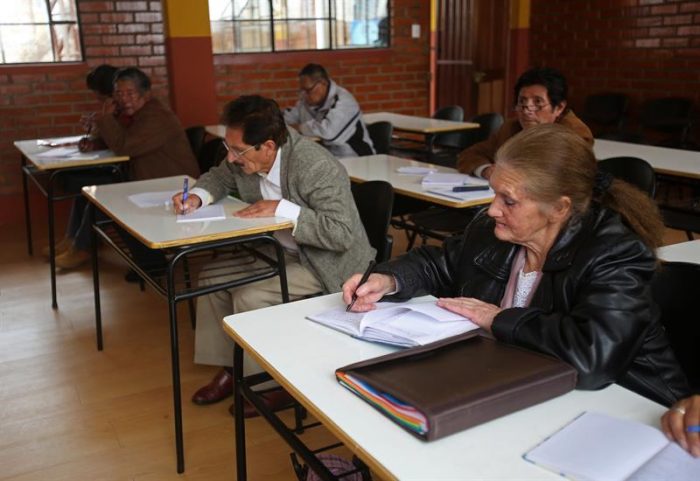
343,123,689,407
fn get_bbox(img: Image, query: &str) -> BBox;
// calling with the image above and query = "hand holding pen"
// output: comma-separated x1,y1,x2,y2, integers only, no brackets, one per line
346,260,377,312
171,177,202,214
341,266,397,312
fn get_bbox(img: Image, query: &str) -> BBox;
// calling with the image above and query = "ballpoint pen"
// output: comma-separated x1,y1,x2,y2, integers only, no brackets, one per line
452,185,490,192
346,259,377,312
181,177,189,214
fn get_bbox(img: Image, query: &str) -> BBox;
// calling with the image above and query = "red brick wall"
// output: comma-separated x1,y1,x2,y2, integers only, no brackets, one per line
0,0,168,205
0,0,429,213
530,0,700,141
213,0,430,118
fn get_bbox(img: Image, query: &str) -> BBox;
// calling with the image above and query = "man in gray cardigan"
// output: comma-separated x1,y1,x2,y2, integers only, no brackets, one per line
173,95,375,416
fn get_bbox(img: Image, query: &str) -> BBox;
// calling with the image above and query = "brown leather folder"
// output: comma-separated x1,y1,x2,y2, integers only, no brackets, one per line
336,331,578,441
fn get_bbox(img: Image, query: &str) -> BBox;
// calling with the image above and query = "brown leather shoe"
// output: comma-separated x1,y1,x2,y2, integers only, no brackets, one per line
55,246,90,269
42,237,73,259
228,387,295,419
191,369,233,405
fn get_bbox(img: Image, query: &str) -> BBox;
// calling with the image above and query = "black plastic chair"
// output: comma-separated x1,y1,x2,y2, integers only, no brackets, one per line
598,156,656,197
429,112,505,167
581,93,629,137
198,137,227,174
651,261,700,391
429,105,465,151
185,126,206,160
367,121,393,155
351,180,394,262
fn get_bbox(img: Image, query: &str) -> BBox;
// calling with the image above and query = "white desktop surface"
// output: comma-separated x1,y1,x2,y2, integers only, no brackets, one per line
364,112,479,133
657,239,700,264
594,139,700,179
82,176,293,249
339,154,494,208
223,293,666,481
14,137,128,171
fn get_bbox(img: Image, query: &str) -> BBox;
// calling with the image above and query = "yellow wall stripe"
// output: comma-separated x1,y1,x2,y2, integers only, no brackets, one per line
510,0,531,30
162,0,211,38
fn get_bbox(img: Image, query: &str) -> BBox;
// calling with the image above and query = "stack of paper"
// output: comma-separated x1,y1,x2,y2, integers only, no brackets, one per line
37,135,83,147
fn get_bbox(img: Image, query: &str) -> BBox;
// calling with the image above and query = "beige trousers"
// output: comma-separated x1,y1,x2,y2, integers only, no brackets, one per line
193,248,322,375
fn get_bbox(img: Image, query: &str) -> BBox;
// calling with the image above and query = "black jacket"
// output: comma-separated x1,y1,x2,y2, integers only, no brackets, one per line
380,207,689,406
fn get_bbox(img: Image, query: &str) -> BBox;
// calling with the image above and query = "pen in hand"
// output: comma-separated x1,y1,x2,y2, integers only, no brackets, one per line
346,259,377,312
181,177,189,214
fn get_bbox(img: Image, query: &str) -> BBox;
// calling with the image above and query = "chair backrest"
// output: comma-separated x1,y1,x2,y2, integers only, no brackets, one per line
198,137,227,174
185,126,206,159
598,156,656,197
367,121,393,155
581,93,629,133
640,97,693,134
432,105,465,149
651,261,700,391
351,180,394,263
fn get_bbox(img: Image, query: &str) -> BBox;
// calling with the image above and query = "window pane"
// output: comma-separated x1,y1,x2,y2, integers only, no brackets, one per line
1,1,48,24
52,24,81,61
0,25,52,63
273,0,329,19
51,0,78,22
275,20,330,51
211,20,234,53
235,21,271,52
335,0,388,48
232,0,271,20
209,0,233,21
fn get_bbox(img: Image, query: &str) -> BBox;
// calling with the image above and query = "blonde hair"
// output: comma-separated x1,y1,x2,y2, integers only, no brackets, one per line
494,124,664,249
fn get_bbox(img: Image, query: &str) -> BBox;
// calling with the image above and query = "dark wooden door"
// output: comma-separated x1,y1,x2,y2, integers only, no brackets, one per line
434,0,509,117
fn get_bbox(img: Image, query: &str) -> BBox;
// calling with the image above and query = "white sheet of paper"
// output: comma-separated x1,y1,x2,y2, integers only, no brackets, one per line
37,135,83,147
421,172,488,187
427,187,494,201
397,166,437,175
128,190,180,208
36,147,99,160
176,204,226,223
523,411,700,481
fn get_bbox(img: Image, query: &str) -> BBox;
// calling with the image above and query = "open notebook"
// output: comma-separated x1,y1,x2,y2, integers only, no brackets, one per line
524,411,700,481
307,300,478,347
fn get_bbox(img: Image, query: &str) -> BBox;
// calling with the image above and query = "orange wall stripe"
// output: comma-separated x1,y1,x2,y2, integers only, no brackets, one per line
162,0,211,38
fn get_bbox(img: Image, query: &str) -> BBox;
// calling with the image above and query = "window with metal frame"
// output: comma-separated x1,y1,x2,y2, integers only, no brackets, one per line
209,0,389,54
0,0,82,65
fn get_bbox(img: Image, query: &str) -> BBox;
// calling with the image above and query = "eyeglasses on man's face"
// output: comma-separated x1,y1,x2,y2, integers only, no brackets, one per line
223,142,257,161
514,98,551,112
299,80,321,96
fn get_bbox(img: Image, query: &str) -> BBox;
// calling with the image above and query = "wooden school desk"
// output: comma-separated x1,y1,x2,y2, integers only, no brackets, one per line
83,175,294,473
593,139,700,180
339,154,494,209
657,239,700,264
363,111,479,159
223,293,666,481
15,136,129,308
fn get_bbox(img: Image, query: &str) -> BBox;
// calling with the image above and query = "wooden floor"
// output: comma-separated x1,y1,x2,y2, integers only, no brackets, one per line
0,215,689,481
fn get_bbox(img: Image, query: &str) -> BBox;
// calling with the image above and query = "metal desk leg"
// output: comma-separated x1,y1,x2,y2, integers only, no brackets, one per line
47,172,58,309
233,344,247,481
166,262,185,473
21,157,33,256
90,204,104,351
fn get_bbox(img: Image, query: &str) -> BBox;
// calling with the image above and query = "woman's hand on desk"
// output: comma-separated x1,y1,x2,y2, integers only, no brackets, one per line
436,297,501,333
661,395,700,457
172,192,202,214
342,273,396,312
234,200,280,218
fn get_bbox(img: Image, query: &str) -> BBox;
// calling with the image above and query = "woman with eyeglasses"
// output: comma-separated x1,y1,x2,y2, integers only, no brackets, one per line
457,67,593,180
